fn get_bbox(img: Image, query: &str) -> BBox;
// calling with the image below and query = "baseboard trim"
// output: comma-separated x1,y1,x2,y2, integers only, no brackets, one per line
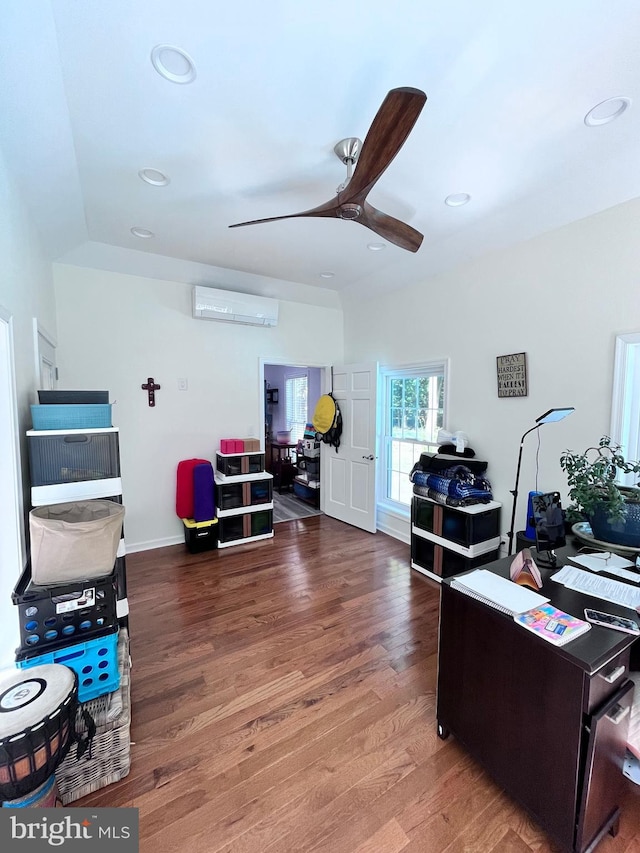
377,506,411,545
126,535,183,554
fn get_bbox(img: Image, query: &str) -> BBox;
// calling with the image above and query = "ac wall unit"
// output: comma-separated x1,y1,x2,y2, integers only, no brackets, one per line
192,286,279,327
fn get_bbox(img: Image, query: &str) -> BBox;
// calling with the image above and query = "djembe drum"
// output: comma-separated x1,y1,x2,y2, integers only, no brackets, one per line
0,664,77,801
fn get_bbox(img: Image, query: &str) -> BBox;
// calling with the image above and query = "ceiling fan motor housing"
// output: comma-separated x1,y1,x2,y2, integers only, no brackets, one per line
338,204,362,220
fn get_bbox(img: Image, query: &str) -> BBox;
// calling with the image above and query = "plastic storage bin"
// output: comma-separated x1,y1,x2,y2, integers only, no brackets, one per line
216,478,272,511
31,404,112,430
28,430,120,486
182,518,218,553
218,509,273,544
216,452,265,477
12,562,119,655
411,535,499,579
17,628,120,703
29,500,125,584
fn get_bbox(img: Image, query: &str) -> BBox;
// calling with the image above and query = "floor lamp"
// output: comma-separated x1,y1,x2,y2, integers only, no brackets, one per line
507,407,575,556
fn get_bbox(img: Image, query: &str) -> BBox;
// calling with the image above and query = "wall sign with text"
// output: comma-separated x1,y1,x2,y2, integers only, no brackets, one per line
496,352,528,397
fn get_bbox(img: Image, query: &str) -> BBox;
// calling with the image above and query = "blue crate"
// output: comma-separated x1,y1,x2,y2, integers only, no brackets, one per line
31,404,112,431
17,629,120,702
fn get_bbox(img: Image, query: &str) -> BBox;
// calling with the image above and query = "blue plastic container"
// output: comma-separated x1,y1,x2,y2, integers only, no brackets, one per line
31,404,112,431
17,629,120,702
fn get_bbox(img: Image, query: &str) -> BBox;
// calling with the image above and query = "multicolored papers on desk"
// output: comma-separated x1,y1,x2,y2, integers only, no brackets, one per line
514,603,591,646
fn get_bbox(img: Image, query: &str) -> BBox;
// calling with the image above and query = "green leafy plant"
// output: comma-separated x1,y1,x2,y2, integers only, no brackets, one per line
560,436,640,522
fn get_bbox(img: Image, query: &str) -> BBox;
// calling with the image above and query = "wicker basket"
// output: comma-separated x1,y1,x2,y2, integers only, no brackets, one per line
56,752,131,804
56,628,131,804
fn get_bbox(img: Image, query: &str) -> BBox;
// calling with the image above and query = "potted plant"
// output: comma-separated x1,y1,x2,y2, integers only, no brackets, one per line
560,436,640,547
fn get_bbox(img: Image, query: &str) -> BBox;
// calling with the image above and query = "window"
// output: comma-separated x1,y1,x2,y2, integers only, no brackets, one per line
285,373,308,443
380,363,447,509
611,332,640,483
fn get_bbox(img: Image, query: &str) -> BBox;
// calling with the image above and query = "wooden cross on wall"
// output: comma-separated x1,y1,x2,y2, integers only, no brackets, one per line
141,377,161,407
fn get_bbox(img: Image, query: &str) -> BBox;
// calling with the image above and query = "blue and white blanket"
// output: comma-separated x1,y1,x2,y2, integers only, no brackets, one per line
410,464,493,502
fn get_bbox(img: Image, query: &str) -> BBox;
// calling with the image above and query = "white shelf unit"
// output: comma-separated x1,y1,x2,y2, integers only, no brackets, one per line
214,457,274,548
293,439,320,507
26,425,128,619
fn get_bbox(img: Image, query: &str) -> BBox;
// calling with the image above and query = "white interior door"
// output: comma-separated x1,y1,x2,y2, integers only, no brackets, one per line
33,319,57,390
322,362,378,533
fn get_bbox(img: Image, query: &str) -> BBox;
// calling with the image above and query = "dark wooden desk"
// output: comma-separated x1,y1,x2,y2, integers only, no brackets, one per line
436,544,635,853
268,443,298,493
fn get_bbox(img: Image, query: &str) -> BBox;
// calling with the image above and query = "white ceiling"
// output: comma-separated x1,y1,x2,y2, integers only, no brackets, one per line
3,0,640,301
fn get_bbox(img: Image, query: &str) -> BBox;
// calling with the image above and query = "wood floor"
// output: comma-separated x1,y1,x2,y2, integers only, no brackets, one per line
79,516,640,852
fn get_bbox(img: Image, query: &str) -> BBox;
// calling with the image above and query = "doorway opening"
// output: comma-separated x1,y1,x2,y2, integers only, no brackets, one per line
263,361,324,523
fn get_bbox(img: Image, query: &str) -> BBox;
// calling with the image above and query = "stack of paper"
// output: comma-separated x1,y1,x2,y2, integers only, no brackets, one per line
569,553,640,584
552,565,640,609
450,570,549,615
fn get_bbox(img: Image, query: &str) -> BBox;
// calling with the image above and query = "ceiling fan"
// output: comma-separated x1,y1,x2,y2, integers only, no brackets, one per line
229,87,427,253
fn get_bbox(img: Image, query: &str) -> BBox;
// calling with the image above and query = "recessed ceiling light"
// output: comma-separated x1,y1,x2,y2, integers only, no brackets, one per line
367,242,386,251
319,271,335,279
584,96,631,127
131,227,154,239
150,44,196,84
445,193,471,207
138,168,170,186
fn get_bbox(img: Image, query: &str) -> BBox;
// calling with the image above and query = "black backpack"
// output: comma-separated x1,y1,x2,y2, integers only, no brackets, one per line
312,393,343,452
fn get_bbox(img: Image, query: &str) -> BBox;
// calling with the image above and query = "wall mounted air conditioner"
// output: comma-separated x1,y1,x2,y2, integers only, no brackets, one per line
192,286,279,327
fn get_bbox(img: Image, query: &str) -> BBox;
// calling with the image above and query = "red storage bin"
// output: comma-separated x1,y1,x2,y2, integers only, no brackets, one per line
176,458,209,518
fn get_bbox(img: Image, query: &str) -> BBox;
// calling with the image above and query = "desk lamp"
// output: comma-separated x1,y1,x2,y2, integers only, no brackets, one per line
507,407,575,556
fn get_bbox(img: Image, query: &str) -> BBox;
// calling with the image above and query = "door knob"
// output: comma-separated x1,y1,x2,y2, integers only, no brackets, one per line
362,454,375,460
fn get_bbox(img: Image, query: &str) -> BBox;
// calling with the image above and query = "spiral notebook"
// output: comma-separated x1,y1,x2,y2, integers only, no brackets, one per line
450,569,549,615
513,604,591,646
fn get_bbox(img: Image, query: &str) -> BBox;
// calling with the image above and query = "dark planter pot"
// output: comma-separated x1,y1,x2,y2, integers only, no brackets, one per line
588,502,640,547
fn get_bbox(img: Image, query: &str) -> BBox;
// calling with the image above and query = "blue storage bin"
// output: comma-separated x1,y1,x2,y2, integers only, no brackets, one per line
17,629,120,702
31,404,112,431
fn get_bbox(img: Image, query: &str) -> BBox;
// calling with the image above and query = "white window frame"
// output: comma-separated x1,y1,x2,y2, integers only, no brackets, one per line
611,331,640,483
378,360,449,517
285,370,308,444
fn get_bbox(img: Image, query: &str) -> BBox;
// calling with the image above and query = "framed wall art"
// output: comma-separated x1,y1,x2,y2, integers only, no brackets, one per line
496,352,528,398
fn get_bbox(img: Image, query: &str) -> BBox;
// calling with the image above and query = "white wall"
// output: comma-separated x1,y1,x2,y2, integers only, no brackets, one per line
342,198,640,544
0,147,59,666
53,265,344,550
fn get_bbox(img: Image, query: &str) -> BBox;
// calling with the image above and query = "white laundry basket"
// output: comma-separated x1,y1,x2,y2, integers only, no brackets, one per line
29,500,125,584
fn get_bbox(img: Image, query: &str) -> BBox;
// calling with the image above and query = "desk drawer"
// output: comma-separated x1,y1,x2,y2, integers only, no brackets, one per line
584,648,630,714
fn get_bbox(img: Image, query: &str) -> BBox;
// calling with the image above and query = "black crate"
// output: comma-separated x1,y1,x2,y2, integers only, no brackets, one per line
12,561,119,656
28,431,120,486
183,518,218,553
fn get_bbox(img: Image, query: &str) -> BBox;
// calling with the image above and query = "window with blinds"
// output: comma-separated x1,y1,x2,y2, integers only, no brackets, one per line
285,373,308,443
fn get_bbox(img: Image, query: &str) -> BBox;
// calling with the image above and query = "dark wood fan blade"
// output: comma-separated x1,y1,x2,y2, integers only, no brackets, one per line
229,198,339,228
341,87,426,204
357,201,423,253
